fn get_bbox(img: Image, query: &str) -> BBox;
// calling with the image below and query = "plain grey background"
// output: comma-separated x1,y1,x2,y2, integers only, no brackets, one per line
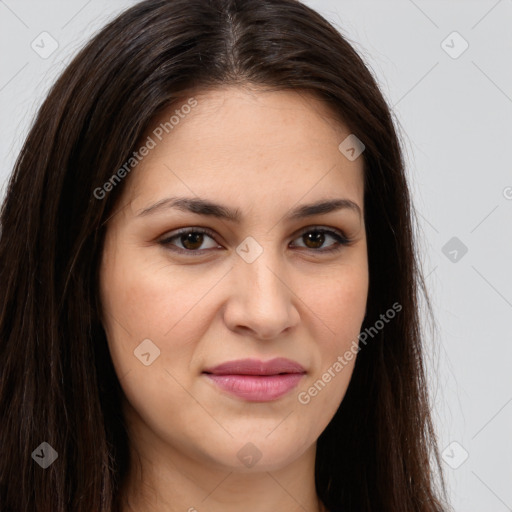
1,1,511,511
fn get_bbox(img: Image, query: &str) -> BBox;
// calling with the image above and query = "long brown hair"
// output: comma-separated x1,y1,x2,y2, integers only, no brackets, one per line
0,0,451,510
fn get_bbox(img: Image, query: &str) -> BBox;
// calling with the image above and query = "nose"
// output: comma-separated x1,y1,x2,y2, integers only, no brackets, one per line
222,247,300,340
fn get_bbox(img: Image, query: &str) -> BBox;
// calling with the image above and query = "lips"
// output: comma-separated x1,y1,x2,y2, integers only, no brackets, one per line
202,357,306,402
203,357,306,376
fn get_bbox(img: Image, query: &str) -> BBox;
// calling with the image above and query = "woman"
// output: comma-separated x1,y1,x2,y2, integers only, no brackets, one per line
0,0,451,511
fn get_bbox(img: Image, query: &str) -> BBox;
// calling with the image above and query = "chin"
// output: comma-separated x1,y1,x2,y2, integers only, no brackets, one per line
196,431,314,473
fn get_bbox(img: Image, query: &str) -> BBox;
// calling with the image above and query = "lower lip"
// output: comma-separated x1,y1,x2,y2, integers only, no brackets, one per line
204,373,305,402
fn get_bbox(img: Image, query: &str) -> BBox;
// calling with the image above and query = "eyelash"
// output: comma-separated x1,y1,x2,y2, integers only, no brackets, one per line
159,226,351,256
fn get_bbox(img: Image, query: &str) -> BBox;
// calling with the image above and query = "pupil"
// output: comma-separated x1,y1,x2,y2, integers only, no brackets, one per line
182,232,203,250
305,231,324,249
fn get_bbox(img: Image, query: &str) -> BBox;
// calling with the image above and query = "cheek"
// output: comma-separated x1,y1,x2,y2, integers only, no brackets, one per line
307,261,368,340
100,244,196,337
298,261,368,410
99,250,209,434
99,245,220,383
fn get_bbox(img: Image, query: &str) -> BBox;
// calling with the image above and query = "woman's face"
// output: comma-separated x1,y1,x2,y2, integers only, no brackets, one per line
99,86,368,472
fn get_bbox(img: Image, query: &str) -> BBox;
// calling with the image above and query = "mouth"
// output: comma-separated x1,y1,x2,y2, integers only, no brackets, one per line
202,357,306,402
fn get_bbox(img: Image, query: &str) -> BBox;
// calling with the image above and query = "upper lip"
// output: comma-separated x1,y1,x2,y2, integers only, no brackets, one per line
203,357,306,376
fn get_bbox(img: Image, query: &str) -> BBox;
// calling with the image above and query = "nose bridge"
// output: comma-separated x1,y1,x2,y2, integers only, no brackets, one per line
237,238,286,306
226,237,298,338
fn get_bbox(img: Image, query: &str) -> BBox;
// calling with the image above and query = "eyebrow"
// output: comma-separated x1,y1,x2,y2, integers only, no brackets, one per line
136,196,361,222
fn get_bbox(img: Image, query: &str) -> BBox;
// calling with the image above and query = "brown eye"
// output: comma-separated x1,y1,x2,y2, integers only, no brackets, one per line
302,231,326,249
160,228,220,253
180,232,205,250
291,228,350,253
159,226,351,256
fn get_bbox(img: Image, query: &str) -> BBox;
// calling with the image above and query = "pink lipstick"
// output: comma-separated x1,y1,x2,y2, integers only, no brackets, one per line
202,357,306,402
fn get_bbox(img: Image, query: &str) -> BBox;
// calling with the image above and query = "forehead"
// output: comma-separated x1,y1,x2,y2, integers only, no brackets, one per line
122,86,365,217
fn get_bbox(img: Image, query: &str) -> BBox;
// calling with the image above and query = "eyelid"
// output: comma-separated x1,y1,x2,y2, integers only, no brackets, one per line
158,225,352,255
158,226,222,251
292,225,349,243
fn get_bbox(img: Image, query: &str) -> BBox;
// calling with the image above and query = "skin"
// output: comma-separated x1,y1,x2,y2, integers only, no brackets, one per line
99,86,368,512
